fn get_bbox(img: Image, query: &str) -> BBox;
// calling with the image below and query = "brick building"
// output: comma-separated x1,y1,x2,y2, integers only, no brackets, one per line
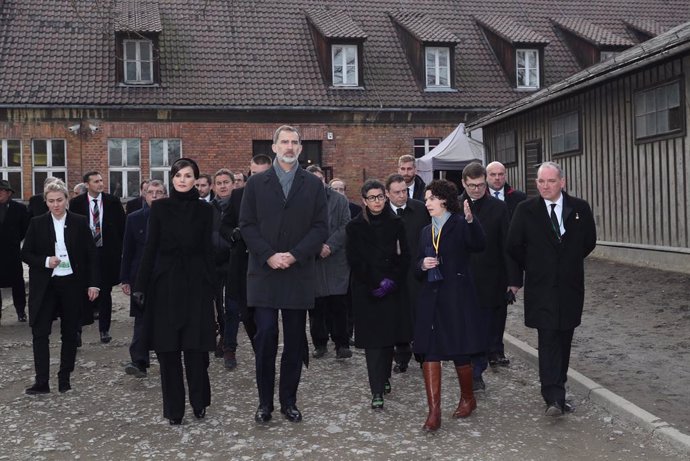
1,0,688,200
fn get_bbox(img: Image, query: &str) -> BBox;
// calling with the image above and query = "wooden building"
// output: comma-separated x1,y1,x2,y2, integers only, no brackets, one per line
468,22,690,271
1,0,688,203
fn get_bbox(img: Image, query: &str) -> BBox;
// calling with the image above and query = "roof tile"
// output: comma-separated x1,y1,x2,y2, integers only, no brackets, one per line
552,17,634,47
305,6,367,40
475,15,548,44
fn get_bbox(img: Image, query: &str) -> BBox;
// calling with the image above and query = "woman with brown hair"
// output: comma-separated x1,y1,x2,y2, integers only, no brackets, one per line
414,179,486,431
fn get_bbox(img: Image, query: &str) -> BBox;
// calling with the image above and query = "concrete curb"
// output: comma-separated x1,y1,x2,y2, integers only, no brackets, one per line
504,332,690,455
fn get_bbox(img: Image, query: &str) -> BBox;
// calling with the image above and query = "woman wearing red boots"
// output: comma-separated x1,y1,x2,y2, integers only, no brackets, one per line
414,179,486,431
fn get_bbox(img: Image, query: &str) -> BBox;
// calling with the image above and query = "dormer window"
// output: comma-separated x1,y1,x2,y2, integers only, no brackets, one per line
552,18,633,69
332,44,358,86
599,50,619,62
516,49,539,88
124,39,154,84
425,47,450,88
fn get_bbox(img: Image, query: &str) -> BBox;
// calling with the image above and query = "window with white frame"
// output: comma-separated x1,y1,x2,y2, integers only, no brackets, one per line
332,44,358,86
1,140,22,199
634,80,683,140
550,111,580,155
150,139,181,187
414,138,441,158
600,51,619,62
495,131,517,164
108,139,141,199
516,49,539,89
32,139,67,195
425,47,451,88
124,39,154,84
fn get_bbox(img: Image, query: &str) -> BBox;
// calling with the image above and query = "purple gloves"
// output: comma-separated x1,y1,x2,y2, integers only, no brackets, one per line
372,278,396,298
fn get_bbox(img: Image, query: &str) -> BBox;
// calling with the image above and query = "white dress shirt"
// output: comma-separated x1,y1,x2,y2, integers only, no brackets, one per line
544,194,566,236
46,214,74,277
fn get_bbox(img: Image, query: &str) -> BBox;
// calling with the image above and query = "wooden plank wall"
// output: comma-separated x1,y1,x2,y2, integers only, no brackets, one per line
483,54,689,250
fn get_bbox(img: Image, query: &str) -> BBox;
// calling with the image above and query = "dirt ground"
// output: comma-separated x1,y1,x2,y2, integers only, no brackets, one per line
506,256,690,435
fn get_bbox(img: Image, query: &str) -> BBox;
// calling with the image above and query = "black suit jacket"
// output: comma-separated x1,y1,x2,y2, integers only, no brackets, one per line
21,211,100,326
0,199,29,285
69,192,125,286
461,193,521,309
27,194,48,218
125,196,144,215
503,182,527,220
507,192,596,330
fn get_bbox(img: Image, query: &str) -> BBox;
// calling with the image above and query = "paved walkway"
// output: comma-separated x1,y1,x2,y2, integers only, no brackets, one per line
1,286,686,460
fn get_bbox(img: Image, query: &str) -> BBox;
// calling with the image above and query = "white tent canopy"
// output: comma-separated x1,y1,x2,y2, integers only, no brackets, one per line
416,124,485,185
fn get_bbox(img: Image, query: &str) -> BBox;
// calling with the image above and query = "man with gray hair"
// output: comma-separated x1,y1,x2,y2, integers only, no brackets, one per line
507,161,596,417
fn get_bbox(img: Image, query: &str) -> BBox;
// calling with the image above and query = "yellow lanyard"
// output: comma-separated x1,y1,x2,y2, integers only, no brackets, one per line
431,225,442,256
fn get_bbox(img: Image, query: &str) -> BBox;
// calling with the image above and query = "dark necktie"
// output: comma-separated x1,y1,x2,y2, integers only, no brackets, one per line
494,191,500,199
550,203,560,239
396,208,404,216
92,198,102,247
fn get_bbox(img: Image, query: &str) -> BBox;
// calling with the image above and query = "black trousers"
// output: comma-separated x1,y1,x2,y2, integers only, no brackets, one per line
213,268,227,337
238,302,257,351
157,350,210,420
488,303,508,354
254,307,306,409
0,277,26,317
308,295,348,349
129,312,150,368
31,275,81,384
365,347,393,395
537,327,575,406
87,284,113,333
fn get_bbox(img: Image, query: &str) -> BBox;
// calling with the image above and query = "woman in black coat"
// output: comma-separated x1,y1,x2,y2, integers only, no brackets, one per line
346,179,409,410
414,180,486,431
134,158,216,425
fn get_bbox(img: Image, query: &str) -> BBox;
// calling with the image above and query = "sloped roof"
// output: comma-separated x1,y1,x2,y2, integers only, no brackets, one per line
0,0,687,110
114,0,162,33
305,7,367,40
468,21,690,129
475,15,548,44
552,17,634,47
624,18,666,38
389,10,459,43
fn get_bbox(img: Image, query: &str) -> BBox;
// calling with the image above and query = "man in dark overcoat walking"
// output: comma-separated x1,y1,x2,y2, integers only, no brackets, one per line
239,125,328,424
0,180,30,322
69,171,125,343
459,163,521,392
507,161,596,416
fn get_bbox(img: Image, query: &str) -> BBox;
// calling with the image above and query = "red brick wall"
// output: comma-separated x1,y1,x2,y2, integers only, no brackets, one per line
1,121,457,201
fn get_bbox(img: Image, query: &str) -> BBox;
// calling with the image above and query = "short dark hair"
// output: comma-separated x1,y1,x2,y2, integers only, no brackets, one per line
306,165,324,175
214,168,233,181
252,154,272,165
83,171,101,183
197,173,212,184
425,179,461,213
462,162,486,181
385,173,406,191
234,172,247,182
170,158,200,179
361,179,385,198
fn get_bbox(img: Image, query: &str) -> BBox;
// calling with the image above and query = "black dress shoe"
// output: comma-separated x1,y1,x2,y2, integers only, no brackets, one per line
193,407,206,419
383,379,392,394
18,314,27,322
545,402,564,417
169,418,183,425
26,382,50,395
280,404,302,422
255,405,272,423
496,354,510,367
100,331,112,344
371,393,384,409
312,346,327,359
393,363,408,373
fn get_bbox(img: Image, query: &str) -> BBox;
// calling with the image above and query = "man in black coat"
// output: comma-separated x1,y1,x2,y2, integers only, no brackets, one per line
69,171,126,343
486,161,528,219
0,180,30,322
507,161,596,417
220,154,273,367
240,126,328,424
459,163,521,392
385,174,430,373
22,180,100,394
125,179,150,215
120,179,167,378
398,154,427,201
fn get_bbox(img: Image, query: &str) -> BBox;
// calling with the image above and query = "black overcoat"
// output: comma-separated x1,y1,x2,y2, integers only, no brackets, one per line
346,209,410,348
69,192,125,287
460,193,521,309
503,182,527,220
21,211,99,327
134,197,216,352
506,193,596,330
0,200,29,287
413,213,486,357
220,187,247,304
120,206,150,317
239,166,328,309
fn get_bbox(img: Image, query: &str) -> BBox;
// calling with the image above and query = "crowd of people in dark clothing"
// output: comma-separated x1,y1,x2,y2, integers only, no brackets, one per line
1,125,596,430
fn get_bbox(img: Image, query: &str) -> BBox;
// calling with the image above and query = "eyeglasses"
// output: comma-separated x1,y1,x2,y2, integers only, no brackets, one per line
465,183,486,190
365,194,386,202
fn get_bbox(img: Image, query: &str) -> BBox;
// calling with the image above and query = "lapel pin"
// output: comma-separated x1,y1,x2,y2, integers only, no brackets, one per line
575,213,579,220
